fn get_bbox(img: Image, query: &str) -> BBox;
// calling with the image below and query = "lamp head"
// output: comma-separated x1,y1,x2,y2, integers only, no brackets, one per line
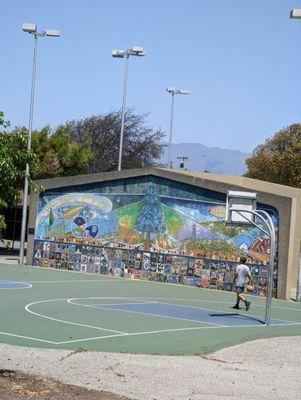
45,29,60,37
179,89,189,95
166,87,176,93
291,9,301,19
112,49,125,58
130,46,146,56
22,23,37,33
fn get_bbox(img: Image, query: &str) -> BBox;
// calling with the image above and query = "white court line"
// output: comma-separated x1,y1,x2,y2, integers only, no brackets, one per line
0,331,57,344
90,302,159,307
27,279,116,283
72,301,158,307
0,281,32,290
25,298,127,335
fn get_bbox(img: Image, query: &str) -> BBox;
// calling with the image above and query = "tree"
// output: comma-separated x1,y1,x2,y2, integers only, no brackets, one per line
11,124,94,180
69,109,165,173
245,124,301,188
0,112,36,236
135,183,167,250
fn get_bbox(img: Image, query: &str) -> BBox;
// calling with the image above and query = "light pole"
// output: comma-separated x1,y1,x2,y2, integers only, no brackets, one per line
19,23,60,267
166,87,189,169
290,8,301,301
112,47,146,172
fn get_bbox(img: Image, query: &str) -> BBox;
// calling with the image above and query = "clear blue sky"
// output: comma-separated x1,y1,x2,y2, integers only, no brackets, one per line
1,0,301,152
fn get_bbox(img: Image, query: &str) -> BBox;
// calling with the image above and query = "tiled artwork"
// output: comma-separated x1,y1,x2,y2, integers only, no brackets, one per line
33,177,279,296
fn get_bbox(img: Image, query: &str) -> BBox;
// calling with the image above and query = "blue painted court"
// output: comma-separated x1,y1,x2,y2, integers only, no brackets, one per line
0,280,32,289
88,301,292,327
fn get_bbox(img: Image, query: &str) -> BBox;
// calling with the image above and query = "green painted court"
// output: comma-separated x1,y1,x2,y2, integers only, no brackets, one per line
1,262,300,355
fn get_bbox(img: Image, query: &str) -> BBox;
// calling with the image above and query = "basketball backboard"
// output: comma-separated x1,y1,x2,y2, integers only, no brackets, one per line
225,191,257,225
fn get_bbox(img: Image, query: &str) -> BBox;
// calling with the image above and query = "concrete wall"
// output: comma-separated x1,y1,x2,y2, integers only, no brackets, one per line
27,167,301,299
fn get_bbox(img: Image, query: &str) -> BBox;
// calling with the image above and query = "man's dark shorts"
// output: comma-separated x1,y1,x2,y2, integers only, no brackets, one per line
236,286,245,294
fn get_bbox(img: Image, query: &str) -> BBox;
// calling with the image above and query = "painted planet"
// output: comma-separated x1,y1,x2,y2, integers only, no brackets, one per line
36,193,113,230
209,206,226,219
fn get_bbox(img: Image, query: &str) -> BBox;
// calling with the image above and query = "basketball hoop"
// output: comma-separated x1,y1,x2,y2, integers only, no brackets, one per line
225,191,257,226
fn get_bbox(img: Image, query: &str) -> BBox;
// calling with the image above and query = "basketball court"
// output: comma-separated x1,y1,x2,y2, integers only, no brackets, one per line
0,262,300,355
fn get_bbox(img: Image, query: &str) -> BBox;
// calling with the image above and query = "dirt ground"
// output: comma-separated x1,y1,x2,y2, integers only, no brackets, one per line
0,369,131,400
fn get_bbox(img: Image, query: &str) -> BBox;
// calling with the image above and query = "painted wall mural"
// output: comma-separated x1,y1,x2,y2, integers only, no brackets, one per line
33,179,279,296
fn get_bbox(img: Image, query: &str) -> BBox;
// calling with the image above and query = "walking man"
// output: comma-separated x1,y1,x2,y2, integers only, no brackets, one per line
232,256,253,311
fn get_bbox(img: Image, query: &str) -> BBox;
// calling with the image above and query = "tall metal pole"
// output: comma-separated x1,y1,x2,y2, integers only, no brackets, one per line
19,33,38,267
167,92,175,169
290,8,301,301
118,54,129,172
259,210,276,326
297,252,301,302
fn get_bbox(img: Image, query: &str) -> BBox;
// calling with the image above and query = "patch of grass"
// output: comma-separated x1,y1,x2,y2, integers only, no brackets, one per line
59,347,87,361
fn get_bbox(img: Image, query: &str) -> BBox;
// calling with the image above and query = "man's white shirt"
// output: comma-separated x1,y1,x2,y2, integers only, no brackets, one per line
235,264,251,286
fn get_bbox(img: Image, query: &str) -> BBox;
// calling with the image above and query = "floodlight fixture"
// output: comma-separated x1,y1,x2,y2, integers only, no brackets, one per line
166,87,189,95
131,46,143,52
291,9,301,19
166,87,176,93
45,29,60,37
112,49,126,58
130,46,146,56
22,23,37,33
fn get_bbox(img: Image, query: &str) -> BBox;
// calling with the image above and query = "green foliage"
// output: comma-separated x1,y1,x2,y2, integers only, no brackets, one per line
245,124,301,188
29,124,94,179
0,111,36,236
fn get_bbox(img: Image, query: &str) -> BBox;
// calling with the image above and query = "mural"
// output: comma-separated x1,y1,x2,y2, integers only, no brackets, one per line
33,180,279,296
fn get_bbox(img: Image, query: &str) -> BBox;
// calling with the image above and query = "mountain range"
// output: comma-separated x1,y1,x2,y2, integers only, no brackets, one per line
160,143,250,176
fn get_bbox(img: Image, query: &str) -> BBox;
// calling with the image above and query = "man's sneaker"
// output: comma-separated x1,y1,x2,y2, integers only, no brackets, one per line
245,301,251,311
232,305,240,310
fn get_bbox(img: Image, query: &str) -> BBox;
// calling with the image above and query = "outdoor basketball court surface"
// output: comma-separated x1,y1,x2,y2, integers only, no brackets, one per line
0,262,300,355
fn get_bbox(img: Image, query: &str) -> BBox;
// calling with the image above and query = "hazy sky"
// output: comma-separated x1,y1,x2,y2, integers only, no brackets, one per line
1,0,301,152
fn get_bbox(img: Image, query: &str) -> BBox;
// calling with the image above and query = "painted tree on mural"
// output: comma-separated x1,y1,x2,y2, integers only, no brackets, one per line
135,184,167,250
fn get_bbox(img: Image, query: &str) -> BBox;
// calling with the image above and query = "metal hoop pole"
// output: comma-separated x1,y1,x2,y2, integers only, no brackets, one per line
230,208,276,326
